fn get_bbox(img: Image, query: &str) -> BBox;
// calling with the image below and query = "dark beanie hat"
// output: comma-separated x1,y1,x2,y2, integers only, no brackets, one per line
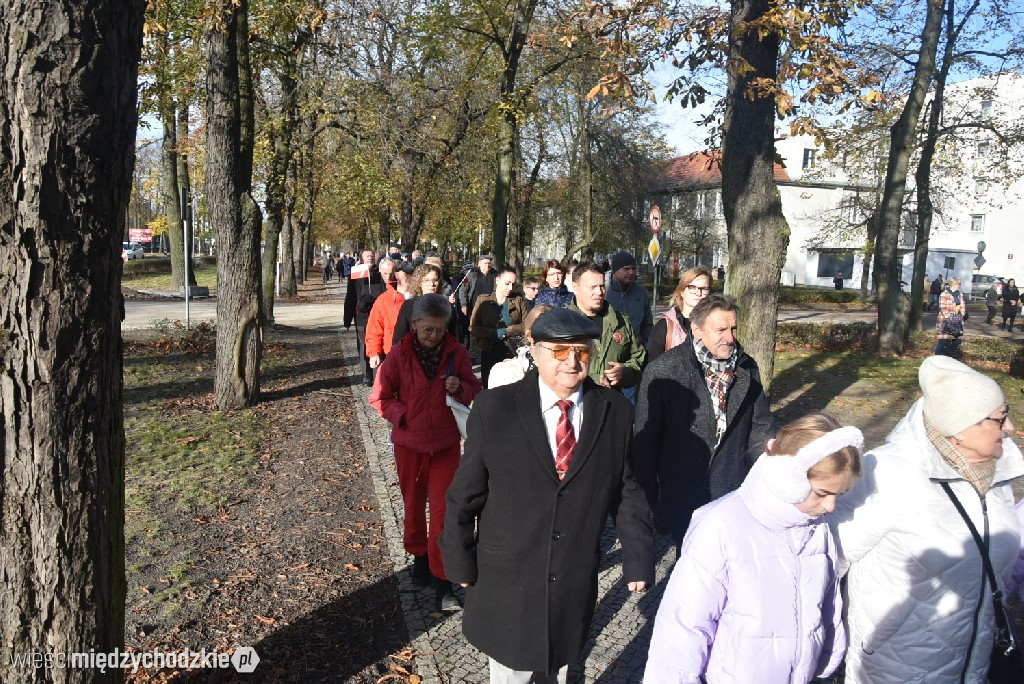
610,251,636,273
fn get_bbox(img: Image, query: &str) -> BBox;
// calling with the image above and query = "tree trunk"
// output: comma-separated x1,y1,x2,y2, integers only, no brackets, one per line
721,0,788,394
860,214,877,301
873,0,943,354
0,1,143,680
177,105,196,287
910,0,961,333
564,93,596,262
489,0,540,267
161,101,186,289
207,0,262,409
261,62,298,324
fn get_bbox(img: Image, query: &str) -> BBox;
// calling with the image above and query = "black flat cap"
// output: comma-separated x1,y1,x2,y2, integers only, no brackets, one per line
531,308,601,342
398,260,416,274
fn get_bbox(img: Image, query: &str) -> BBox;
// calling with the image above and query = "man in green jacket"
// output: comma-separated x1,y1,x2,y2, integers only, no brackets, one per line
570,262,648,390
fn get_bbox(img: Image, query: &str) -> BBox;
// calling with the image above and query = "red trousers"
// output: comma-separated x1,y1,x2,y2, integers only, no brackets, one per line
393,443,460,581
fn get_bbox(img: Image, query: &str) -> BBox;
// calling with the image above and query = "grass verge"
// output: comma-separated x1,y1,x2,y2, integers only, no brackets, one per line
123,264,218,291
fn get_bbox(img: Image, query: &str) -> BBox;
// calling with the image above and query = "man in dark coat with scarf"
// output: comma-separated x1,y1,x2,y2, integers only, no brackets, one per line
344,249,388,386
441,308,654,683
632,293,777,550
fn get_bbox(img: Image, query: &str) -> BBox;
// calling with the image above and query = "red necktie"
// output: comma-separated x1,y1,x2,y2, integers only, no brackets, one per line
555,399,576,480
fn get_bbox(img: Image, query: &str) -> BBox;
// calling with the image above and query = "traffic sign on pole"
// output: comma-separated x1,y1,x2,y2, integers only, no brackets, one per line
648,235,661,263
649,205,662,233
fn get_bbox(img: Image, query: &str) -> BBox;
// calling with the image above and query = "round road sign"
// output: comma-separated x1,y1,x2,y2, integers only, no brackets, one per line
649,205,662,233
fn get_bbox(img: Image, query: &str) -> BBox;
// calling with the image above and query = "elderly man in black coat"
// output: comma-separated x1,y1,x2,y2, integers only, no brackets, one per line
441,308,655,683
632,293,777,551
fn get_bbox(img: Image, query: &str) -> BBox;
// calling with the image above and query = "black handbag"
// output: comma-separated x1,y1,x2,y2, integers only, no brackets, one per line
940,483,1024,683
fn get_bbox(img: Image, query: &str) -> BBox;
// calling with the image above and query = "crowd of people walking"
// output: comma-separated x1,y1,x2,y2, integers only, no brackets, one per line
344,250,1024,683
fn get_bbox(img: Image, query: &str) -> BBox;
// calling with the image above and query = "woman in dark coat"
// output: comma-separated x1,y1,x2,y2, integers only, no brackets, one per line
369,294,482,609
534,259,574,308
470,265,527,387
999,278,1020,331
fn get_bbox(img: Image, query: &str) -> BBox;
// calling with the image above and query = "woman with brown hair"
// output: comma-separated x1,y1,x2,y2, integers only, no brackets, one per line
534,259,574,308
486,304,553,388
470,265,528,387
646,265,713,363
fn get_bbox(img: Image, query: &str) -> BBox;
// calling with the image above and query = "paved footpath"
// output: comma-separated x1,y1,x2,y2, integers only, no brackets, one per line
340,323,678,683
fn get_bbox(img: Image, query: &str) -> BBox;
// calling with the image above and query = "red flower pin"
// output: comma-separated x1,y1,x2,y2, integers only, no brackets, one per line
612,331,623,344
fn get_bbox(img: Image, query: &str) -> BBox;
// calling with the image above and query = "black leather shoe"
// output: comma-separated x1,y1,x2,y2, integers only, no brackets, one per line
411,555,430,587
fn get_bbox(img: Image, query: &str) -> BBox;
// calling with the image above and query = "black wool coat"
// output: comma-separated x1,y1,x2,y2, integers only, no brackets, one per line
343,268,386,328
439,372,655,674
631,340,777,542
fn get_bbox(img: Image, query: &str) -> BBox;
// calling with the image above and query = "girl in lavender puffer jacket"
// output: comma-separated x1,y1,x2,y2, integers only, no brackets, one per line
644,414,863,684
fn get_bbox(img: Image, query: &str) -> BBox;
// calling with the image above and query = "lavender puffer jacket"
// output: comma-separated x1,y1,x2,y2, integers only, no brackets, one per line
644,456,845,683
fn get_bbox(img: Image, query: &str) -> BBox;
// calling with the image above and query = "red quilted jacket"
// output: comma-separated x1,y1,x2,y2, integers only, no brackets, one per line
369,333,481,452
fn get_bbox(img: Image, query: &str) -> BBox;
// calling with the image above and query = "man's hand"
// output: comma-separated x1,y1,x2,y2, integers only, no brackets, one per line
627,581,648,592
369,355,382,369
460,582,473,588
449,293,457,305
461,306,468,316
603,361,624,387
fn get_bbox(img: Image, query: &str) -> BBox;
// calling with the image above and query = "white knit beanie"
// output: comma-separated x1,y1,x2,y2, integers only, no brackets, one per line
919,355,1004,436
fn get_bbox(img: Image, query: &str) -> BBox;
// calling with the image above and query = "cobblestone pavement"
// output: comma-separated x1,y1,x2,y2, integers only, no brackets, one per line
340,327,678,683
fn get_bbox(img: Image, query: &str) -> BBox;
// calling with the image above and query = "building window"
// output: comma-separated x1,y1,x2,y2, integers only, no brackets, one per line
802,148,816,169
981,99,993,118
978,140,991,158
971,214,985,232
975,178,988,195
816,251,855,279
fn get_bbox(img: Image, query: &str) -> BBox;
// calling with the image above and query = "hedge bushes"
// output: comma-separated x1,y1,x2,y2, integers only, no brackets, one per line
778,287,862,304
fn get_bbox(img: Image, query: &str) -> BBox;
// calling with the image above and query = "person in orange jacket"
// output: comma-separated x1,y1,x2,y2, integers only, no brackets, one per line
366,261,413,367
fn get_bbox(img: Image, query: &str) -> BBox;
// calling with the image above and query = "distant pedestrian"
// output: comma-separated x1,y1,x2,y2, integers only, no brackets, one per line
365,261,413,370
370,294,482,610
458,255,495,325
344,250,387,386
716,264,726,281
323,253,334,283
985,282,1001,324
645,414,861,684
833,270,844,290
929,274,944,310
934,277,964,357
441,307,654,682
1000,278,1019,331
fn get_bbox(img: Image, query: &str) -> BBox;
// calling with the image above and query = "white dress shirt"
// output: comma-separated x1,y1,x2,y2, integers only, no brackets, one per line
538,377,584,462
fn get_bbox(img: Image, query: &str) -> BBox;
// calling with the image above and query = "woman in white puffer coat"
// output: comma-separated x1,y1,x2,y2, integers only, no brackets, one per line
831,355,1024,683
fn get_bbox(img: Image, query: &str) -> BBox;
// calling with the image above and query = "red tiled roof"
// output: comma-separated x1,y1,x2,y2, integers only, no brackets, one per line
647,151,790,193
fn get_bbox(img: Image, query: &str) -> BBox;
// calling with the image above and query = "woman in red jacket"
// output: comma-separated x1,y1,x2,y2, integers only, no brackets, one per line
369,293,482,610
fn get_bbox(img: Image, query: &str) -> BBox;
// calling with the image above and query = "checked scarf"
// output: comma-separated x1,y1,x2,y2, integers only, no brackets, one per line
693,338,737,449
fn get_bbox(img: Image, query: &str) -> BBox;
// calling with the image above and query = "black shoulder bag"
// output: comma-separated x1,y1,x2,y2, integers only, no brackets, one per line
940,482,1024,684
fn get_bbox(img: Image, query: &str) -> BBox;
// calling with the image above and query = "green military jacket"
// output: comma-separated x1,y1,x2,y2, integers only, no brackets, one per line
569,300,648,389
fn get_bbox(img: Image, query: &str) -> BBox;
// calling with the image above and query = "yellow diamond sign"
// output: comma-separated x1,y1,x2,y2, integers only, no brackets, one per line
648,235,661,263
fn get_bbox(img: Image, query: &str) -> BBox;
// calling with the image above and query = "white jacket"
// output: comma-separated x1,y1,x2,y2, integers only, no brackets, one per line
830,399,1024,683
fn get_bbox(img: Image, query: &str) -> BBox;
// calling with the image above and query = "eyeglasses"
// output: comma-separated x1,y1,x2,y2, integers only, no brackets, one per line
982,404,1011,428
536,343,592,362
417,326,446,336
686,285,711,294
525,286,540,291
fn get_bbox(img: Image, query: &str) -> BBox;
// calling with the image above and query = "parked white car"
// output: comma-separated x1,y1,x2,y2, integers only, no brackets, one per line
122,242,145,260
